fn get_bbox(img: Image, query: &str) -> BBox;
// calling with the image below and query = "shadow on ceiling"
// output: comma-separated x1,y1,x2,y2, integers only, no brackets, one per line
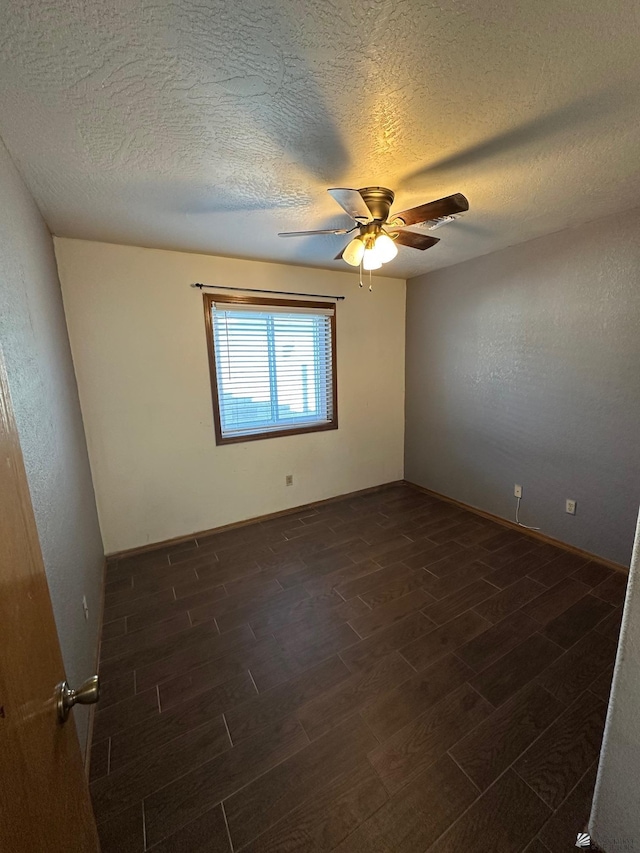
400,83,637,185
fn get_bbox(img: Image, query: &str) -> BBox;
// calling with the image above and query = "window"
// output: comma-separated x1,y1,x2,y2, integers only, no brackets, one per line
203,295,338,444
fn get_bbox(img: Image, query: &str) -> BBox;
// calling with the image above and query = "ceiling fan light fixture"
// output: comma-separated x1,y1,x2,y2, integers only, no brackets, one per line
374,232,398,263
342,236,365,266
279,187,468,268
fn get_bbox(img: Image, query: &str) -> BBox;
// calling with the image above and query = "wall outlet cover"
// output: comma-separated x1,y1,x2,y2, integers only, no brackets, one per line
566,499,577,515
514,484,523,498
285,474,293,486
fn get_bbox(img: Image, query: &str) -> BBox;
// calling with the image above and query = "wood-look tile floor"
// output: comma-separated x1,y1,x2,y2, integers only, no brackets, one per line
91,484,627,853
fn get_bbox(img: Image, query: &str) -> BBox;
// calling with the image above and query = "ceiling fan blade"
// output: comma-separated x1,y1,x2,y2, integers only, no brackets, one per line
278,228,352,237
327,188,373,222
391,194,469,227
390,231,441,250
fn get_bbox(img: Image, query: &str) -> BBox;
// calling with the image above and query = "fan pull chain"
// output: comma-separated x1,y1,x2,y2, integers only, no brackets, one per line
357,263,373,292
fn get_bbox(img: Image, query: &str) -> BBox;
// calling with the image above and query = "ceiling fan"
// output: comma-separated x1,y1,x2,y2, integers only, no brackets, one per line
278,187,469,269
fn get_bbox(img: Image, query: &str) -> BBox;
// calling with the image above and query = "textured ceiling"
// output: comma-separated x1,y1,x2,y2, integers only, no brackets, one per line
0,0,639,278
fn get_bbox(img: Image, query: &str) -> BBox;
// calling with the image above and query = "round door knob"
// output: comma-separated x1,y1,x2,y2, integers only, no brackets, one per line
56,675,100,723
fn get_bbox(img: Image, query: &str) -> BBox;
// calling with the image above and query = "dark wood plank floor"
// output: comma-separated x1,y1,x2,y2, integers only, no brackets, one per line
91,483,627,853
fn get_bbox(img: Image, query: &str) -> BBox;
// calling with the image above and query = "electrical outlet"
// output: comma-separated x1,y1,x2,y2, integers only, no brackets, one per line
514,484,523,499
82,595,89,621
566,499,577,515
285,474,293,486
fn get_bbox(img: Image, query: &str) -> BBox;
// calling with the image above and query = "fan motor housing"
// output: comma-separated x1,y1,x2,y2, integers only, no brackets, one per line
358,187,395,222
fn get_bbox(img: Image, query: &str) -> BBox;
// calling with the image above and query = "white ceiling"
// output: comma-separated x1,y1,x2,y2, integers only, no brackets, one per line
0,0,639,279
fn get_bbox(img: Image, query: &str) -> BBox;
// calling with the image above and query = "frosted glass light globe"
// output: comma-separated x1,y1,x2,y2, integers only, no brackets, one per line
363,247,382,270
342,236,365,266
374,233,398,263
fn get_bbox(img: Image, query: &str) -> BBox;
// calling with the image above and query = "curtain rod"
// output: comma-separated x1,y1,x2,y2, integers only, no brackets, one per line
191,283,345,301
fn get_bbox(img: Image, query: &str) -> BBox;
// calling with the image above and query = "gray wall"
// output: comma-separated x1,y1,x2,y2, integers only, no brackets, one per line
590,508,640,851
0,138,103,754
405,207,640,566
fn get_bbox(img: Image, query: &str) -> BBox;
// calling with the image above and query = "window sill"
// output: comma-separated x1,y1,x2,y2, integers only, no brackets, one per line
215,419,338,446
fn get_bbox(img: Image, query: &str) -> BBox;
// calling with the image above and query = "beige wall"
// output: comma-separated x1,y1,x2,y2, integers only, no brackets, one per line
0,141,103,755
55,239,406,553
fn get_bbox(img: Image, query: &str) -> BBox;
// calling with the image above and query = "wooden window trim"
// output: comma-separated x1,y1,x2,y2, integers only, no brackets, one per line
203,293,339,446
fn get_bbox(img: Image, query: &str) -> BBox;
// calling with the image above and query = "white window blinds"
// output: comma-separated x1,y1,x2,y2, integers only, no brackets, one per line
210,300,336,440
